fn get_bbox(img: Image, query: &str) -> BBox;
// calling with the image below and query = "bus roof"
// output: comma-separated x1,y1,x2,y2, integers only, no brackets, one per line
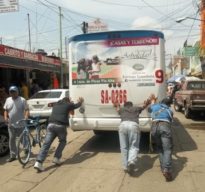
68,30,164,43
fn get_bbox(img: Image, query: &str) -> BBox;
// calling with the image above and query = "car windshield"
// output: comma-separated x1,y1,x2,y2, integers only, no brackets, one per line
187,82,205,90
31,91,62,99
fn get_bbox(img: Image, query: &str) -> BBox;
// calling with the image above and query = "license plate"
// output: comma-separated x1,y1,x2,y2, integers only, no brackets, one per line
33,105,44,109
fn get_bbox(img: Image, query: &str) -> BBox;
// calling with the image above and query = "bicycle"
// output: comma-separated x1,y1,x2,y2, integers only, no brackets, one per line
15,116,47,166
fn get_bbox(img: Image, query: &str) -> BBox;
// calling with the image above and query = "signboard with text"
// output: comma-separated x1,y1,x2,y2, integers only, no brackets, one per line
182,47,198,57
0,44,61,72
0,44,60,65
87,18,108,33
0,0,19,13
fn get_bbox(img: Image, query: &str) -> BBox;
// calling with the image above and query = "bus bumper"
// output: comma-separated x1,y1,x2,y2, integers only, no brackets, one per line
70,117,152,132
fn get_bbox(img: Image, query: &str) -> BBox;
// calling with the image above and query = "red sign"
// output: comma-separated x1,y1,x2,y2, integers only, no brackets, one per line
0,44,60,65
106,37,159,47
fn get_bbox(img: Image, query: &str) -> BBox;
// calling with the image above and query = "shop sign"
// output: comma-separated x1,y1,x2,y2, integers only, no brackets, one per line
0,44,60,66
0,0,19,13
87,18,108,33
183,47,198,56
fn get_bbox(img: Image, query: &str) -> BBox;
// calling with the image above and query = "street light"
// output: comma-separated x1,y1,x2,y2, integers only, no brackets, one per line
175,16,204,47
176,17,204,23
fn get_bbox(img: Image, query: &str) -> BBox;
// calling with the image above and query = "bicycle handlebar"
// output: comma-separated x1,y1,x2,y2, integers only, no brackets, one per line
16,119,38,127
11,117,48,128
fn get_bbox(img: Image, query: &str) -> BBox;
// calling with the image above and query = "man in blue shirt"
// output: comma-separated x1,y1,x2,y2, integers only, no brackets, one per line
148,95,173,182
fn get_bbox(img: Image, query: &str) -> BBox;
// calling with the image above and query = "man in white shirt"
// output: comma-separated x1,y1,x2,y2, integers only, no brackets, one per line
4,86,29,162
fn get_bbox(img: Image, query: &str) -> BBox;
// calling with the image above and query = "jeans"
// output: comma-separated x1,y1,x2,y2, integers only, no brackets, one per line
8,126,23,158
118,121,140,170
36,123,67,163
151,121,173,172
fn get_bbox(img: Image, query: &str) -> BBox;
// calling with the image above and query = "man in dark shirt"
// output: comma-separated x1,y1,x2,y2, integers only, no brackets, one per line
114,98,150,175
34,97,84,171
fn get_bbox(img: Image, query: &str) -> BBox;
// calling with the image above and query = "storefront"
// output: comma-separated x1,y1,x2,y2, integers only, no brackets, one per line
171,56,190,76
0,44,61,93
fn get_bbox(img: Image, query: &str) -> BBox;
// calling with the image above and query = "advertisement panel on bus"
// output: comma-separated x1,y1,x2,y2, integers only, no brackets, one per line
68,30,166,133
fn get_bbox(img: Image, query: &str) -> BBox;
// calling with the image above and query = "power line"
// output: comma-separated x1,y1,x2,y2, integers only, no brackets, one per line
20,3,57,24
185,12,199,43
92,0,190,8
36,0,58,14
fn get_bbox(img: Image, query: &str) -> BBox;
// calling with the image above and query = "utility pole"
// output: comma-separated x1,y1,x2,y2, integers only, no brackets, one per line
65,36,68,59
27,13,32,52
64,36,69,88
59,6,63,88
35,4,38,50
27,13,31,94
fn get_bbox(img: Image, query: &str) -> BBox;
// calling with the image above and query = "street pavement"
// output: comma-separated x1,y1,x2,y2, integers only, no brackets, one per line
0,111,205,192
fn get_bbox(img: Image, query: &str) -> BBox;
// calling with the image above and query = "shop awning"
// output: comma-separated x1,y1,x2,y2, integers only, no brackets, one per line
0,45,61,73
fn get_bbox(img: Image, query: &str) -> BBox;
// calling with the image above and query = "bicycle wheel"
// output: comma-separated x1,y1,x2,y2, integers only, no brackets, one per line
38,124,47,148
17,132,31,165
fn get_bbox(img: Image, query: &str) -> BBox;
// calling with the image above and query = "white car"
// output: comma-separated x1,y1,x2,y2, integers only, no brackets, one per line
27,89,69,118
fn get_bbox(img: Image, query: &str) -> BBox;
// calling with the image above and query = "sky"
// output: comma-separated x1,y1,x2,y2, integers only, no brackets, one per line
0,0,202,61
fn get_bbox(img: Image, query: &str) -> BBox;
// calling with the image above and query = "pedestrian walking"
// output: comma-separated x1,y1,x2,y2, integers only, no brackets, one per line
34,97,84,172
4,86,29,162
148,94,174,181
114,98,150,175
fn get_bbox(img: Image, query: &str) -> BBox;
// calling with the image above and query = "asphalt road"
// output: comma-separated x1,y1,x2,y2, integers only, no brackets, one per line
0,110,205,192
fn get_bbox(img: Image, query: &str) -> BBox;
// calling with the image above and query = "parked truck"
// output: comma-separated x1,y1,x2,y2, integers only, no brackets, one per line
173,79,205,118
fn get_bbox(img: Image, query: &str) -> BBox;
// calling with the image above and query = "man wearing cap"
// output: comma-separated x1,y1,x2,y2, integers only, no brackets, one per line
3,86,29,162
148,95,174,182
